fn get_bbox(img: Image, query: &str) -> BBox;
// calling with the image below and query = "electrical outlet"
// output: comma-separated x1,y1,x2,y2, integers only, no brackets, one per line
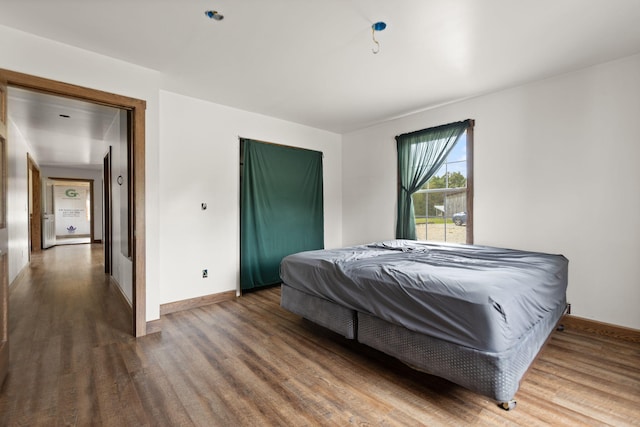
202,269,208,278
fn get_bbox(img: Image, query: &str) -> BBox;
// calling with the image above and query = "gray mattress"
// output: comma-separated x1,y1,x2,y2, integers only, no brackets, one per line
280,240,568,353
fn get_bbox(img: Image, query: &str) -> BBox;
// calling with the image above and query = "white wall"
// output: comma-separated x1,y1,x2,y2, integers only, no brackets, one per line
1,24,162,320
40,166,103,240
108,110,133,303
342,54,640,330
159,91,342,304
7,119,31,284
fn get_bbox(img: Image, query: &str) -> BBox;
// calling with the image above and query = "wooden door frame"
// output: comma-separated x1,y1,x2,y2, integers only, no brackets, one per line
103,149,112,275
0,69,147,337
27,154,41,254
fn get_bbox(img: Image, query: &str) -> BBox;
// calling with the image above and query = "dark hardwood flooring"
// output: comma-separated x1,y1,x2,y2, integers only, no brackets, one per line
0,244,638,426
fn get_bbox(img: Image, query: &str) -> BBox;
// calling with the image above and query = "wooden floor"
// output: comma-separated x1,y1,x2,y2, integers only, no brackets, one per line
1,244,639,426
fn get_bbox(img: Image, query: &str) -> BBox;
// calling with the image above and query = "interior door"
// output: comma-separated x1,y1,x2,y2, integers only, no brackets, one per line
0,78,10,387
42,180,56,249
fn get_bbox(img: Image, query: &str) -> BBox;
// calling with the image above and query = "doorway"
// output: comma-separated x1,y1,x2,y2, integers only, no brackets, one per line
27,154,41,256
0,68,147,337
45,178,95,247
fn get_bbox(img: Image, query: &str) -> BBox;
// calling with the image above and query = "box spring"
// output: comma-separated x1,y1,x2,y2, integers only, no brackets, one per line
281,284,356,339
281,283,566,403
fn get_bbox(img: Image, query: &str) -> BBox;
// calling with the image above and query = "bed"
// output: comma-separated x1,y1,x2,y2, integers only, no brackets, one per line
279,240,568,409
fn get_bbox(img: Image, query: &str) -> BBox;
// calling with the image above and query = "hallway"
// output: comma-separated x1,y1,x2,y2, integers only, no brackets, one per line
0,244,134,424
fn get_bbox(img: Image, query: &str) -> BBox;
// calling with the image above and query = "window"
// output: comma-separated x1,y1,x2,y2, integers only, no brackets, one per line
412,130,471,243
396,120,474,244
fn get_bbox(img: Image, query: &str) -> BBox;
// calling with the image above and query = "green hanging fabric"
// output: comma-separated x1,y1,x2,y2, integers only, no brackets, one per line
396,120,469,240
240,139,324,290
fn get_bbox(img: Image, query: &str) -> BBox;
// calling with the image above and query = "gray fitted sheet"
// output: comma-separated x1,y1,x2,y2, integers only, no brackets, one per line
280,240,568,353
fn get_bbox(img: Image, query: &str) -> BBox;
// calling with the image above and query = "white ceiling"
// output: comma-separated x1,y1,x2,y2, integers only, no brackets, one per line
2,0,640,166
8,87,120,168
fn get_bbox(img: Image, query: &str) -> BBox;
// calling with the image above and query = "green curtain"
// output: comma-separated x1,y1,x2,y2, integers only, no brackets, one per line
240,139,324,290
396,120,469,240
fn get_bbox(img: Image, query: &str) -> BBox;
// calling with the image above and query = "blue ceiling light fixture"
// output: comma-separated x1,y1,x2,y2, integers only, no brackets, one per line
205,10,224,21
371,21,387,54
